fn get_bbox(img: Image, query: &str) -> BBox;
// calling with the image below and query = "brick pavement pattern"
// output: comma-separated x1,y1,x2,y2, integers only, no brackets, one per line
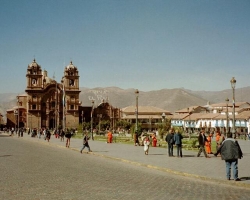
1,132,250,200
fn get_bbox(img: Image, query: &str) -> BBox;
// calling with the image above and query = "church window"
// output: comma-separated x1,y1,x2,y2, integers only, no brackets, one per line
70,105,74,110
52,101,55,108
32,104,36,110
69,79,74,86
32,79,37,85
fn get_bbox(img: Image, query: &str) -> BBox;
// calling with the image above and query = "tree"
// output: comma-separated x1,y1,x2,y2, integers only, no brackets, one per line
99,120,110,131
131,123,142,136
157,118,171,139
78,122,91,133
116,120,131,130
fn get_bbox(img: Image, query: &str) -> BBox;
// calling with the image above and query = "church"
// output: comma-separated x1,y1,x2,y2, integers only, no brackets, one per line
7,59,81,130
6,59,121,131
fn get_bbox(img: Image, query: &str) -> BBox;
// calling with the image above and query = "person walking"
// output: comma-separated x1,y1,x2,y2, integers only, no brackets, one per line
214,132,243,181
165,129,175,157
143,136,150,155
43,128,46,140
134,131,140,146
197,128,210,158
107,130,113,143
65,129,72,148
216,131,221,151
46,129,51,142
174,129,183,157
10,127,14,137
205,133,213,154
80,133,92,153
152,133,157,147
20,128,24,137
60,129,65,142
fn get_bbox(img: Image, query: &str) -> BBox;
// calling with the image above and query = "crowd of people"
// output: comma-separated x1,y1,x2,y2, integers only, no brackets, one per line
6,127,76,147
3,126,244,181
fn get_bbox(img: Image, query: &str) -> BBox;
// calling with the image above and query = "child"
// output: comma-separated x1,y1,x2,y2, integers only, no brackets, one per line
144,136,150,155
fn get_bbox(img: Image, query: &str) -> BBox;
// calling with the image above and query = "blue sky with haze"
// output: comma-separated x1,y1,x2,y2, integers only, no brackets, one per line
0,0,250,93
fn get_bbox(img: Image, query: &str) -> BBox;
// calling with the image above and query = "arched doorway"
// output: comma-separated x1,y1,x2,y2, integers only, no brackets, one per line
49,118,56,129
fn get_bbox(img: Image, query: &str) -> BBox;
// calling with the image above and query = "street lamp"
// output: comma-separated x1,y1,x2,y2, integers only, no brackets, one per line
149,116,152,132
162,113,165,127
81,111,84,133
135,89,139,133
38,112,40,130
14,109,18,133
162,113,166,122
81,111,84,124
230,77,236,138
161,113,165,134
17,96,20,132
98,114,102,133
91,100,94,140
187,108,191,140
225,98,229,137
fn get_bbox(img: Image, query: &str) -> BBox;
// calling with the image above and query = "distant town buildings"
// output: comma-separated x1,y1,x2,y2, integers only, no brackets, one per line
171,102,250,134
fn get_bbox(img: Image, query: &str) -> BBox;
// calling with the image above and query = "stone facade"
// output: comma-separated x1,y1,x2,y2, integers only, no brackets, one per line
6,59,81,130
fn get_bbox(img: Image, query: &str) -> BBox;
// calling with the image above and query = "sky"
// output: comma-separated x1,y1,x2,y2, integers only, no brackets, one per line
0,0,250,93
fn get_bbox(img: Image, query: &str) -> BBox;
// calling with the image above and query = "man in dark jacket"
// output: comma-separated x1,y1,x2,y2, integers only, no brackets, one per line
165,129,175,157
197,128,210,158
174,129,183,157
214,132,243,181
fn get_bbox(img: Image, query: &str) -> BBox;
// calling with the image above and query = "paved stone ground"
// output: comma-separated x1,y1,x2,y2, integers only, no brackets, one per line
12,131,250,184
1,132,250,200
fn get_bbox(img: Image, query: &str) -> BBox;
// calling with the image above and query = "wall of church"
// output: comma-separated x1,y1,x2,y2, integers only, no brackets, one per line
26,113,39,130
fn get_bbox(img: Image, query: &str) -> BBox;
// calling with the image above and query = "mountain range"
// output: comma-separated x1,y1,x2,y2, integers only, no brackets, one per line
1,86,250,116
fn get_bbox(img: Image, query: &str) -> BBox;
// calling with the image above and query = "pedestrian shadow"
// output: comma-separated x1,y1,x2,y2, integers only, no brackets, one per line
183,155,196,157
239,177,250,181
0,134,11,137
148,154,166,155
0,155,12,157
92,151,109,153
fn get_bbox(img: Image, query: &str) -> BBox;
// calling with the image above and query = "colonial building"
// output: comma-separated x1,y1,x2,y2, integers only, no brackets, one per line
7,59,81,130
79,100,121,132
6,94,27,129
121,106,171,131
